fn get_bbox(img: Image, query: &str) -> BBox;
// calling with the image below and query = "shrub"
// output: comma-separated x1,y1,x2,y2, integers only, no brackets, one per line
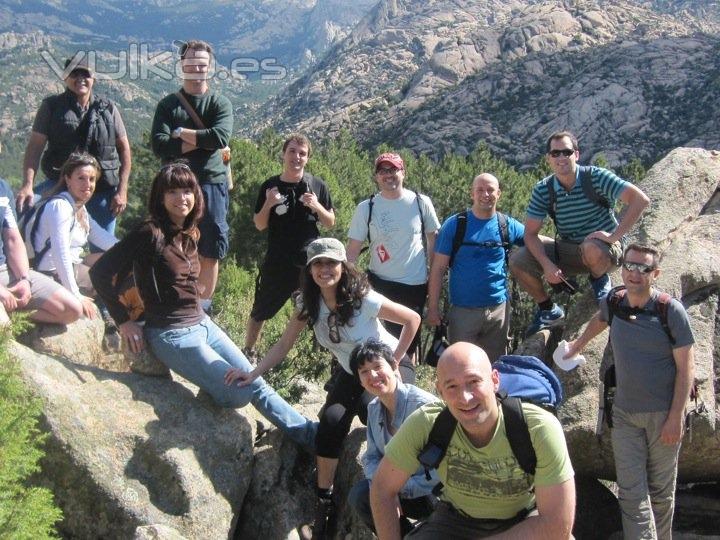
0,324,62,539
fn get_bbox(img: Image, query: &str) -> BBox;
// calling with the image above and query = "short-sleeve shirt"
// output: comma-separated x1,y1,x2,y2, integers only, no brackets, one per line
302,289,398,373
435,211,524,307
255,173,333,264
384,401,574,519
348,190,440,285
526,166,628,243
0,179,18,266
600,290,695,412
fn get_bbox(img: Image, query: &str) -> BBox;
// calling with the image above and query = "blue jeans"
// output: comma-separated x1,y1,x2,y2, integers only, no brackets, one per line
144,316,317,450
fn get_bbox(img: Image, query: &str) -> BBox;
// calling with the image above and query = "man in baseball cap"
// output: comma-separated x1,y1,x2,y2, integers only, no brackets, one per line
347,152,440,363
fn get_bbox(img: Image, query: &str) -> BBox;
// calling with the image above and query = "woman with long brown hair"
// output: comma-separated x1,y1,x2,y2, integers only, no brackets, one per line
90,162,317,449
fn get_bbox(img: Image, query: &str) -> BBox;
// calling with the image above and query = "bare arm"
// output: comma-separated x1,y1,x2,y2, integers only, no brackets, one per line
425,252,449,327
377,299,421,363
111,135,132,216
17,131,48,211
346,238,364,265
425,230,437,269
564,310,608,358
224,313,306,385
524,217,562,285
661,344,694,445
609,184,650,243
2,228,32,308
370,457,412,540
490,479,575,539
253,187,281,231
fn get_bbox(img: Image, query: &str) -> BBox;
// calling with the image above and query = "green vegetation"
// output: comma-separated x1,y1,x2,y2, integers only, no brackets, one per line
0,321,63,539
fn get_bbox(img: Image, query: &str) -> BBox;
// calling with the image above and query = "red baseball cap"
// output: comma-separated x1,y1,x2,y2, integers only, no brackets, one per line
374,152,404,171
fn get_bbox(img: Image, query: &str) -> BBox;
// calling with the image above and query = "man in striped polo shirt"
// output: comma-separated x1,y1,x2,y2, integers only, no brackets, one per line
510,131,650,335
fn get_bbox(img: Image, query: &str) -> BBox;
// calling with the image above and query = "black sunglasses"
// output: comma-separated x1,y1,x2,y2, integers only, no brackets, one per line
622,261,655,274
548,149,575,158
327,312,341,344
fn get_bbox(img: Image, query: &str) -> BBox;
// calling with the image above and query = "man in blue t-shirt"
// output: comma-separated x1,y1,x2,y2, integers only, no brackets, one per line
426,173,524,362
510,131,650,335
564,243,695,539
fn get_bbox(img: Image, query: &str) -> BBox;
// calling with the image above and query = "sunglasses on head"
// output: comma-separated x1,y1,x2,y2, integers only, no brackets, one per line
69,68,92,79
548,149,575,158
622,261,655,274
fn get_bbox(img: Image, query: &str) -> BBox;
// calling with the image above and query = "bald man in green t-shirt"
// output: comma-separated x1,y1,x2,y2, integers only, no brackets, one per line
370,343,575,539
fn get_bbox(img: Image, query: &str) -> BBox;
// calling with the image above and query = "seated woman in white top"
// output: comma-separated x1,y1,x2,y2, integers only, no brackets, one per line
33,152,117,318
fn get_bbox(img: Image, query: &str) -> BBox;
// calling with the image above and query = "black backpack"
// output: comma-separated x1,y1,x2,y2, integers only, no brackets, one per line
448,210,510,268
417,355,563,494
18,193,76,270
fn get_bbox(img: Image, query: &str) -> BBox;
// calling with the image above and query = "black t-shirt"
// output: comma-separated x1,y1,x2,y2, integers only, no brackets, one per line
254,173,333,264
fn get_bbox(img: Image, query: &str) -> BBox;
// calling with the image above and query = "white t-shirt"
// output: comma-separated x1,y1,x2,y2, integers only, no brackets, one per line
36,191,117,297
348,189,440,285
310,289,398,373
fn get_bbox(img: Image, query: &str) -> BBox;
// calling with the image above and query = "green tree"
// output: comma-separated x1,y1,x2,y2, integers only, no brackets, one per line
0,324,62,539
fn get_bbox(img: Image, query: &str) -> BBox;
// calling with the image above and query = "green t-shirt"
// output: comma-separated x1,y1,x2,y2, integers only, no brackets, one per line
384,401,574,519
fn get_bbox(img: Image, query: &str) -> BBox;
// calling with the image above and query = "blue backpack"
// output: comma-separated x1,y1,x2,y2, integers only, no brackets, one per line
418,355,562,489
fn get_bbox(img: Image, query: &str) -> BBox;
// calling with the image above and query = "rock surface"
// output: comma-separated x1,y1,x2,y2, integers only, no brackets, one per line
251,0,720,167
555,148,720,482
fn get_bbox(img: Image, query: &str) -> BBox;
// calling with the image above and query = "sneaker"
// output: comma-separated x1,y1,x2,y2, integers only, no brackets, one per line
590,273,612,303
299,497,335,539
526,304,565,336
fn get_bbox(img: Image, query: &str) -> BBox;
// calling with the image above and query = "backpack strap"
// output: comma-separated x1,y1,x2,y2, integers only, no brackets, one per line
607,285,675,344
545,176,558,229
417,407,456,494
579,166,611,209
496,211,510,268
365,190,427,255
606,285,627,327
27,194,76,270
499,395,536,475
654,292,675,345
448,210,468,268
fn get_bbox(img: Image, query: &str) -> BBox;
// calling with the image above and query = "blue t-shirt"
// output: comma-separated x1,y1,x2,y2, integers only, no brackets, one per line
0,179,17,267
526,166,628,243
435,211,524,307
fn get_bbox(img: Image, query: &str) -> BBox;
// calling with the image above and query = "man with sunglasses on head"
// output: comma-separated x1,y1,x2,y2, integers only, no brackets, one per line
17,56,132,237
510,131,650,335
151,40,233,300
347,152,440,363
563,243,695,540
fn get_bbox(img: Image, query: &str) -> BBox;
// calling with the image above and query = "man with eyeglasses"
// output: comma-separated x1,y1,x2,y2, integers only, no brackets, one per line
151,40,233,300
347,152,440,362
17,56,132,238
510,131,650,335
563,243,694,540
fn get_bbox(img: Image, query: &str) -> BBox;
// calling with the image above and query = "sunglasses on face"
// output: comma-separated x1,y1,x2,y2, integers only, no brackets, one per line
622,261,655,274
327,311,341,344
548,149,575,158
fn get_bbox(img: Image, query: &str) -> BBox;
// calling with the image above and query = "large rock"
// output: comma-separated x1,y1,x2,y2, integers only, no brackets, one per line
17,316,106,367
12,340,320,539
556,148,720,482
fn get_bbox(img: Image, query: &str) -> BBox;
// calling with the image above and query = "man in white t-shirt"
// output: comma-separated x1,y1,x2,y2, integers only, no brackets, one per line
347,153,440,361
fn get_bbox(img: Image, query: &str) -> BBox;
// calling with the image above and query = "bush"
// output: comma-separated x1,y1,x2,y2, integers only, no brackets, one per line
0,325,62,539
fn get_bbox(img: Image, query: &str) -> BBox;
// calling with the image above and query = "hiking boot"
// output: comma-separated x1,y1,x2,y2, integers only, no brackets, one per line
526,304,565,336
299,496,335,539
590,273,612,303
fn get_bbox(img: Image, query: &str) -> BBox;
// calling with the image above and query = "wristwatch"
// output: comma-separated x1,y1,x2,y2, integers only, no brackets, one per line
172,127,183,138
15,276,32,286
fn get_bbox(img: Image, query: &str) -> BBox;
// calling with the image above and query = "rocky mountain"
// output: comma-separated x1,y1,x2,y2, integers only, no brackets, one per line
250,0,720,167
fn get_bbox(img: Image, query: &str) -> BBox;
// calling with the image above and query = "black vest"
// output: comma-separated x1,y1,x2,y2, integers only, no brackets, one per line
40,90,121,189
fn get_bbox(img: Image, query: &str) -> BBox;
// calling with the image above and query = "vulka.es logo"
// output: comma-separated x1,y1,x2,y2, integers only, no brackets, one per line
41,43,287,82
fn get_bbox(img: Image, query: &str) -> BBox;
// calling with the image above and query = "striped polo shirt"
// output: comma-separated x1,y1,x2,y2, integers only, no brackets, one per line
526,166,628,243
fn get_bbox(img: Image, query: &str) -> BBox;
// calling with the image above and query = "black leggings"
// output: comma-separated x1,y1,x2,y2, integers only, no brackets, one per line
315,357,415,458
